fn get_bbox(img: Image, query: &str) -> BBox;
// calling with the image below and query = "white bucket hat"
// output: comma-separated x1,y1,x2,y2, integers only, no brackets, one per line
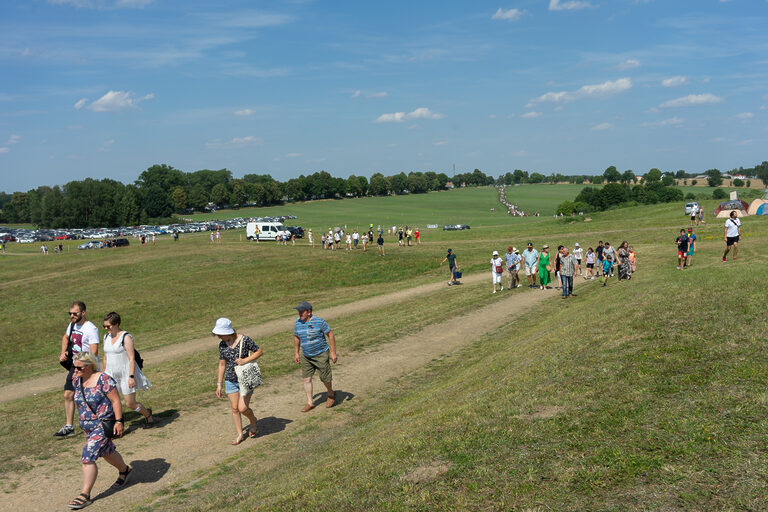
212,317,235,335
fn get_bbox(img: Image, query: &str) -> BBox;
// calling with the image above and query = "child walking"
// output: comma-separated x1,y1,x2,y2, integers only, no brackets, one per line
602,255,613,287
585,247,595,280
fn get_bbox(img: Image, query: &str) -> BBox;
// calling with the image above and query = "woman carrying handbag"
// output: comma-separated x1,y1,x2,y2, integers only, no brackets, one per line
213,318,264,445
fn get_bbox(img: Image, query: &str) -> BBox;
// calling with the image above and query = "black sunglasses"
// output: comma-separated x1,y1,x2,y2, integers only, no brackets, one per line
69,311,81,316
73,365,89,371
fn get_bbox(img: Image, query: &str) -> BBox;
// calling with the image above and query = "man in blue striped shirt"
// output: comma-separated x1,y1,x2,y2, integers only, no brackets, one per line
293,301,338,412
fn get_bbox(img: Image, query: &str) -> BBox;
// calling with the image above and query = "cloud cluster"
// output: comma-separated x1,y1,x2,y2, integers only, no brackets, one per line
618,59,640,70
641,117,685,127
549,0,593,11
591,122,613,131
529,78,632,105
205,136,263,149
235,109,256,116
352,90,388,99
658,93,723,108
520,111,541,119
492,8,523,21
374,107,444,123
75,90,154,112
661,76,688,87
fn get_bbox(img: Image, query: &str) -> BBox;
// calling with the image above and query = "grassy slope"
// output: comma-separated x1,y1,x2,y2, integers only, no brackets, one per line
145,198,767,510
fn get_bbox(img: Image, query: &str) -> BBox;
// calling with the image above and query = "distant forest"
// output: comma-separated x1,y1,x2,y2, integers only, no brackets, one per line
1,162,766,228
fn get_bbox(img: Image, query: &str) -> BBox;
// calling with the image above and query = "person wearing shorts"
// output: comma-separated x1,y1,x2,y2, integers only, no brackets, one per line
723,210,741,261
522,242,539,288
440,248,458,285
675,229,689,270
685,227,696,267
585,248,595,279
293,302,338,412
573,242,583,276
491,250,504,293
377,232,385,256
595,241,605,276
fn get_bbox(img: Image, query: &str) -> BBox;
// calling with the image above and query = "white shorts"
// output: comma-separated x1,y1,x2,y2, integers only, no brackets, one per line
492,272,502,284
524,265,537,276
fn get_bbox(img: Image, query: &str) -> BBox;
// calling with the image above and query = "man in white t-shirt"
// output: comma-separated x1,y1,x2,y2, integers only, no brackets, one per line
723,211,742,261
54,301,100,438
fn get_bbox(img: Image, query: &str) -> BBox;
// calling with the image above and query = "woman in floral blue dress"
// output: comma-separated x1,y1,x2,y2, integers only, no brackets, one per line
68,352,132,510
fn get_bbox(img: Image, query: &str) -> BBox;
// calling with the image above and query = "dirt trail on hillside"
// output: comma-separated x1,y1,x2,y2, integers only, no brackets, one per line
0,283,560,512
1,272,486,403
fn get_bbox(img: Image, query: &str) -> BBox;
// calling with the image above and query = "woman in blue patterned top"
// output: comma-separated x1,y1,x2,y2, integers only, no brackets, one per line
68,352,132,510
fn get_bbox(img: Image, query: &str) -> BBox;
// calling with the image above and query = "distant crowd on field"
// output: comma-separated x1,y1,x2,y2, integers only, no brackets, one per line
497,186,538,217
442,240,637,298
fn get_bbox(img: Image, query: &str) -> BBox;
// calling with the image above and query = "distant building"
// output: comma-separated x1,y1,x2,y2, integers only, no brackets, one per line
445,181,455,189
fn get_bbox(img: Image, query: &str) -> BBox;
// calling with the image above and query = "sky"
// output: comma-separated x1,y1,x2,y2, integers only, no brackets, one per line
1,0,767,192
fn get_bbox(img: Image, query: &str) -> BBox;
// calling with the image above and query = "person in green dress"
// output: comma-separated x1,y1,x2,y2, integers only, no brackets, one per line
538,245,551,290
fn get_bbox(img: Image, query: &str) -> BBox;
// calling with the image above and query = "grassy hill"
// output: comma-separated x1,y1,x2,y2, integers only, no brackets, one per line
1,185,766,510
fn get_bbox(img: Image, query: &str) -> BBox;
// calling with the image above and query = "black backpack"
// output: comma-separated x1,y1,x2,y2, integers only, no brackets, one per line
114,332,144,370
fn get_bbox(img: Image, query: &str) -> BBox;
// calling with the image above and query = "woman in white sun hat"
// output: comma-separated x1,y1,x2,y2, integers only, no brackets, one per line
213,318,263,445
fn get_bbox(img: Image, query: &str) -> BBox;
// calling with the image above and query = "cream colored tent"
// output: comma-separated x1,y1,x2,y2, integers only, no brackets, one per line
747,189,768,215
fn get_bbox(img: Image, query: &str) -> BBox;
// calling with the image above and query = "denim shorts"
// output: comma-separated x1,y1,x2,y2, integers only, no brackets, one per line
225,380,252,396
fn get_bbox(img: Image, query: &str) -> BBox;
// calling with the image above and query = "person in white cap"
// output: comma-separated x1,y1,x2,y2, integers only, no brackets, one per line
573,242,583,276
490,251,504,294
213,318,263,445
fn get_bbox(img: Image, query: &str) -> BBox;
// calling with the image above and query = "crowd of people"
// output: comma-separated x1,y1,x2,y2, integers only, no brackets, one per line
55,299,338,510
442,240,638,298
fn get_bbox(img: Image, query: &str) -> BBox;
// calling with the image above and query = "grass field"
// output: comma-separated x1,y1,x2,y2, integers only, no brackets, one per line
2,185,767,510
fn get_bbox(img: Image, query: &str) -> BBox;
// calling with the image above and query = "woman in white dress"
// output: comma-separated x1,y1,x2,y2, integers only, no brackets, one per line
102,312,154,428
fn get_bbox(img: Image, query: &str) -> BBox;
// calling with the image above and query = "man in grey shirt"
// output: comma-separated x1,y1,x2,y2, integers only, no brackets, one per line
602,242,616,277
559,247,578,299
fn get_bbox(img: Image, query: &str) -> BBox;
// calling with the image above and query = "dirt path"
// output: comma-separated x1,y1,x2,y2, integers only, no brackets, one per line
1,273,488,404
0,283,561,512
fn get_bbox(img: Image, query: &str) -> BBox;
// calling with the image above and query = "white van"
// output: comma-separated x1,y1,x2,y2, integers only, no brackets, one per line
246,221,287,241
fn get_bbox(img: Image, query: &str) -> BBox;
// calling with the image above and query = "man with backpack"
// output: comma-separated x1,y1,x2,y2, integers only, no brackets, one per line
54,301,99,438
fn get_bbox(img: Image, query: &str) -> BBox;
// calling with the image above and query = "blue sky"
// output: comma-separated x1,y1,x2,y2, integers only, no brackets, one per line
1,0,766,192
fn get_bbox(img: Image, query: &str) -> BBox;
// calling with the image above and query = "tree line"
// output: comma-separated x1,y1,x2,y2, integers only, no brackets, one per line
2,161,765,228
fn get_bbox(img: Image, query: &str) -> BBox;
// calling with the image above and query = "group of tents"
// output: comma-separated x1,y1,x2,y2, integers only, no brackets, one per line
713,189,768,218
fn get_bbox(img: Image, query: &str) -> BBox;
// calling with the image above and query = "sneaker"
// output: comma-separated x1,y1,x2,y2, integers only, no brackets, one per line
492,290,496,294
722,257,726,262
54,425,75,438
733,257,738,260
516,284,522,288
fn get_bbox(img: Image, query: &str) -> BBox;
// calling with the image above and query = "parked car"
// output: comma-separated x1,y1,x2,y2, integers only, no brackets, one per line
684,202,700,215
108,238,130,247
284,226,304,238
78,241,97,250
443,224,471,231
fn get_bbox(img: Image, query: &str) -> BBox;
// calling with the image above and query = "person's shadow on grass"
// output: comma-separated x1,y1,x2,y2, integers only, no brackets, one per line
250,416,292,438
314,389,354,408
123,409,180,435
91,458,170,501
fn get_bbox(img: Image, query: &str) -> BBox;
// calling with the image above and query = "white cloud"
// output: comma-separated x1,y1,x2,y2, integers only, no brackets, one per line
642,117,685,127
0,147,8,154
661,76,688,87
367,91,388,99
20,47,32,57
87,90,154,112
374,107,444,123
7,134,21,145
591,122,613,131
286,152,302,158
520,111,541,118
618,59,640,70
549,0,593,11
235,109,255,116
99,139,115,152
529,78,632,105
658,93,723,108
74,98,88,110
737,139,752,146
734,112,754,119
205,136,263,149
492,8,523,21
433,140,448,146
351,90,361,98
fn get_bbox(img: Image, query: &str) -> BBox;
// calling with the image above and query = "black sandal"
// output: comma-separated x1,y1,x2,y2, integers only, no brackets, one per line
68,493,91,509
112,465,132,488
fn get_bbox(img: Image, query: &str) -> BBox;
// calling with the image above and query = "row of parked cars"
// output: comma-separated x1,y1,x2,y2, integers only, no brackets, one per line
0,215,302,245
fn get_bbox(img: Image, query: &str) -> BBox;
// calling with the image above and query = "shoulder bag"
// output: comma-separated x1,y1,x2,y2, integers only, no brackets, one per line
60,322,76,371
79,377,118,438
114,332,144,370
234,337,262,394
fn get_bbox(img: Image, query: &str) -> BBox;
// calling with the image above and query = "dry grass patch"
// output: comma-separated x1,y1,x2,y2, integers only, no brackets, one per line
401,461,452,484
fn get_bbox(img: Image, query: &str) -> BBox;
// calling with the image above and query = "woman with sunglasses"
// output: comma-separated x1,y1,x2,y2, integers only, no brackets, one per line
68,352,131,510
102,312,154,428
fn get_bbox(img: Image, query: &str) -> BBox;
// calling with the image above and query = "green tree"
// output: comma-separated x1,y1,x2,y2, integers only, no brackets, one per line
732,178,744,187
368,173,389,196
407,172,429,193
117,186,141,225
603,166,621,183
170,187,187,212
621,170,635,184
644,168,662,183
661,174,675,187
389,172,408,194
210,183,229,205
187,185,209,209
528,172,545,183
705,169,723,187
713,188,727,200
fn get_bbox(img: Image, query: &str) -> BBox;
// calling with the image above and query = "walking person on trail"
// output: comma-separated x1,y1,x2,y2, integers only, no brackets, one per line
440,248,458,286
523,242,539,288
685,227,696,267
538,245,551,290
675,229,689,270
214,318,263,445
559,246,578,298
505,246,521,289
595,241,605,277
602,242,616,277
723,210,741,262
66,352,131,510
377,232,385,256
491,250,504,293
293,302,338,412
55,301,100,439
573,242,583,276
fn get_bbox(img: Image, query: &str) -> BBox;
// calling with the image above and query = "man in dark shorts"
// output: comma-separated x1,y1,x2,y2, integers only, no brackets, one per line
595,241,605,276
293,302,338,412
55,301,99,438
440,248,459,286
675,228,689,270
723,210,741,261
377,232,385,256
